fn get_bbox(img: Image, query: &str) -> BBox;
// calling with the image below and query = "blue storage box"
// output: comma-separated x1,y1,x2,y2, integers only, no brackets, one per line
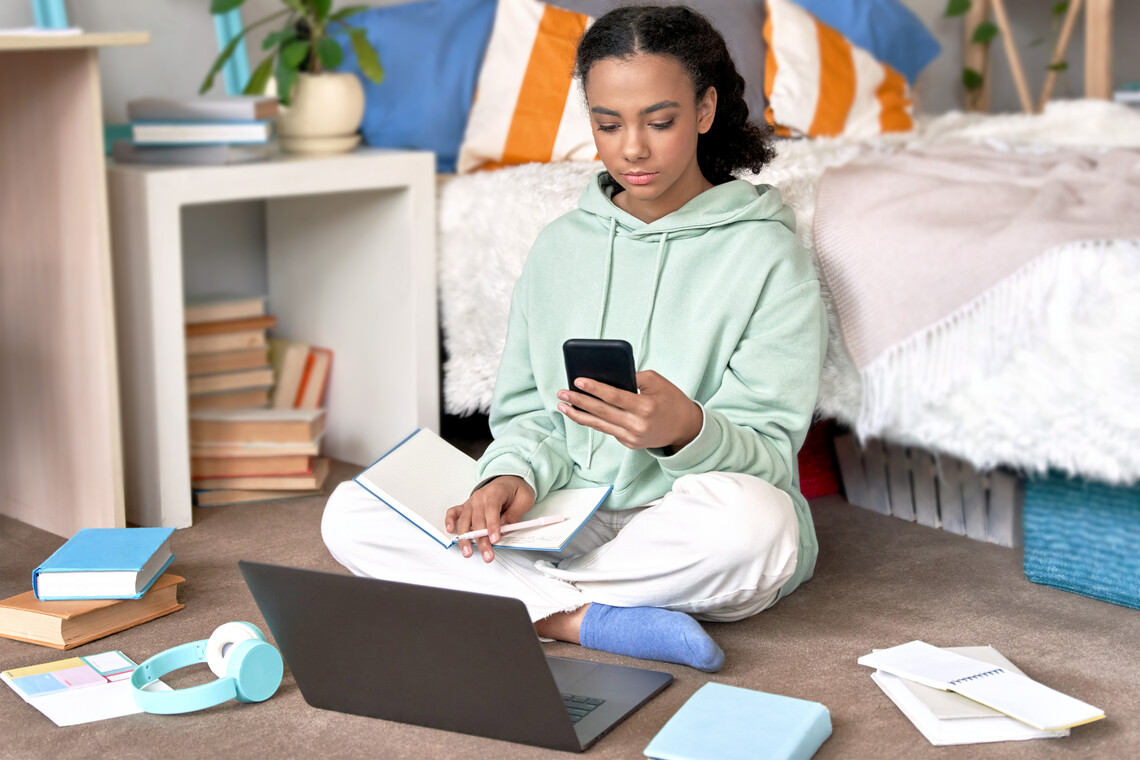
1023,473,1140,610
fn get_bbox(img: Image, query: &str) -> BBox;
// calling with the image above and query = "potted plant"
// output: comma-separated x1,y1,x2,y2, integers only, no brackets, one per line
202,0,385,154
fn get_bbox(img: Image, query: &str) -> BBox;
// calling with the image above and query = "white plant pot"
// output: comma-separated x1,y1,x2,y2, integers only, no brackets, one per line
277,72,365,155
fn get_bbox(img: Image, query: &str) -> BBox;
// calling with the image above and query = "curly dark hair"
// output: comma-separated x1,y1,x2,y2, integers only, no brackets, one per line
575,4,775,185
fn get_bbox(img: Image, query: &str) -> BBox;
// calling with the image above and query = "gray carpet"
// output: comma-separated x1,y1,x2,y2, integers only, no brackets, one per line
3,458,1138,759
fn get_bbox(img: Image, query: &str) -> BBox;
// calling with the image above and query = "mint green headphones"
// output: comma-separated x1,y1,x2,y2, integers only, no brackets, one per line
131,622,283,714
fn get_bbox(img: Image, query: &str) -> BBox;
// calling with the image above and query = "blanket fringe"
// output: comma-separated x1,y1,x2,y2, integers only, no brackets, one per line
857,238,1140,436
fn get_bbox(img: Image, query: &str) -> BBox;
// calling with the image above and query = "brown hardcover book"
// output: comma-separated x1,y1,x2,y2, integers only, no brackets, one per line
191,454,313,478
295,347,334,409
186,346,270,376
184,295,267,326
189,436,323,459
185,315,277,338
189,408,326,444
190,457,329,490
185,329,267,355
268,338,310,409
0,574,185,650
186,366,274,396
187,387,271,413
193,488,322,506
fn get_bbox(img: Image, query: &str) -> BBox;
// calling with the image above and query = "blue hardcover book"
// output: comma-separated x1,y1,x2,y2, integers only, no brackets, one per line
32,528,176,601
644,682,832,760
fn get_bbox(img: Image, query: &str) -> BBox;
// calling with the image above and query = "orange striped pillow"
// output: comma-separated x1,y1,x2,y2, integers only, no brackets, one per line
763,0,914,139
457,0,596,173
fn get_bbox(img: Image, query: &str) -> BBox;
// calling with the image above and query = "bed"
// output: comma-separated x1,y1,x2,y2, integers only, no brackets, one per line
437,99,1140,489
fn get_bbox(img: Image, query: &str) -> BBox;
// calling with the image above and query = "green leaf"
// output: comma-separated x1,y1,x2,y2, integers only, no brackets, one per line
243,54,276,95
311,0,333,21
945,0,971,18
962,67,984,91
200,25,251,94
281,40,311,70
210,0,246,14
276,56,298,106
199,8,291,94
263,28,297,51
349,29,384,84
281,0,309,18
1052,2,1070,17
971,20,999,45
316,37,343,70
329,5,369,22
1048,61,1069,72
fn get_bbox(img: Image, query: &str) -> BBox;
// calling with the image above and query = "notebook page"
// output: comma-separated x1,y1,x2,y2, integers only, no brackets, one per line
951,671,1104,731
494,486,611,549
858,641,995,689
355,429,478,544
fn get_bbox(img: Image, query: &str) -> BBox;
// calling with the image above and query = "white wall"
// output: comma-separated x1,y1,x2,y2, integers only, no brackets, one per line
2,0,1136,119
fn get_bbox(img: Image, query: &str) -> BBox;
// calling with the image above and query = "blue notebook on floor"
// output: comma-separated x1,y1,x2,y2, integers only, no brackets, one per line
644,682,831,760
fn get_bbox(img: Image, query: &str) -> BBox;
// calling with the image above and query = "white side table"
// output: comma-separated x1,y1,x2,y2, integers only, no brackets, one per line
107,149,439,529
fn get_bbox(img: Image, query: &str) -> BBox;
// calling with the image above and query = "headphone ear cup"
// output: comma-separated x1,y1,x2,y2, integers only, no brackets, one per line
226,638,284,703
206,622,267,678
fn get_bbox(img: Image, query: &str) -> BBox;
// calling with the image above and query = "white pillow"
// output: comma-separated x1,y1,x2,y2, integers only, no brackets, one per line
457,0,597,173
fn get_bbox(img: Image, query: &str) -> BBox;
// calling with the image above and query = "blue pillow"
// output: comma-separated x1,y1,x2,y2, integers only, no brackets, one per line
789,0,941,85
336,0,498,172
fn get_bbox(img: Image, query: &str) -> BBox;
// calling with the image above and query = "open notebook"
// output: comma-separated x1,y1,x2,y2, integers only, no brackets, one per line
858,641,1104,732
354,428,610,551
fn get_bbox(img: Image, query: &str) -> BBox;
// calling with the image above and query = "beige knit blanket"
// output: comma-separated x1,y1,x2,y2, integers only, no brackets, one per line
814,144,1140,428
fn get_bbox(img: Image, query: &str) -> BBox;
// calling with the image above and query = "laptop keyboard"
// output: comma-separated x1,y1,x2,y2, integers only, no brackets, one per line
561,693,605,724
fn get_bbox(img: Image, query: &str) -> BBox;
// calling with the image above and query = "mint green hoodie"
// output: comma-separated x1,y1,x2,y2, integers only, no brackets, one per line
477,173,828,599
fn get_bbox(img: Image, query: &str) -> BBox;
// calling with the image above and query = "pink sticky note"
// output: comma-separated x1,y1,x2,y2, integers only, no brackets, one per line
52,665,108,689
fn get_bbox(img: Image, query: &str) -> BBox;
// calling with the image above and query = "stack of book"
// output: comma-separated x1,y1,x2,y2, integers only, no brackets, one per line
0,528,184,650
858,640,1104,747
186,296,334,506
113,95,278,166
185,295,276,413
189,408,331,506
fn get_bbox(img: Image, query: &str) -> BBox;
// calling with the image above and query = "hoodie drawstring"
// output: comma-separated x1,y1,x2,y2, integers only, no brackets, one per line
583,224,670,471
585,218,619,470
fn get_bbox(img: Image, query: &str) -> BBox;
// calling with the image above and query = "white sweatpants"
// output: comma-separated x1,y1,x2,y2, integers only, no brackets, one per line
321,471,800,624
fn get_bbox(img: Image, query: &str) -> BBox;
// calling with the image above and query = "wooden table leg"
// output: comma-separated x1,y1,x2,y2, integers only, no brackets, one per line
964,0,992,112
990,0,1034,114
1085,0,1114,99
1038,0,1084,112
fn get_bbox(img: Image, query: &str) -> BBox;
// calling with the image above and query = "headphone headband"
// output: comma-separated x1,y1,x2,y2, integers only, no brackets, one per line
131,623,282,714
132,640,238,714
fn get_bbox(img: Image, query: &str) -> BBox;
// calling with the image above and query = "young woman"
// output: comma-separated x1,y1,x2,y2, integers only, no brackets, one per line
322,5,827,673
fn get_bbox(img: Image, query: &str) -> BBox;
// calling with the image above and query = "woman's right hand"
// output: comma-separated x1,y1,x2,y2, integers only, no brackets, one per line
444,475,535,563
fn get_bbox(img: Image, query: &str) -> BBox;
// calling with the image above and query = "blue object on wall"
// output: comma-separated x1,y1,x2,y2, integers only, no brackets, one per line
213,8,252,96
791,0,941,85
31,0,69,29
335,0,498,173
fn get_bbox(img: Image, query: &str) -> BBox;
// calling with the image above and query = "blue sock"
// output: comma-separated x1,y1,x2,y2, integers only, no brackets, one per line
578,604,725,673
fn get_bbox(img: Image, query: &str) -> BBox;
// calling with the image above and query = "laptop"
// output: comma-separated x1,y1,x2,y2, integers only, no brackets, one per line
238,560,673,752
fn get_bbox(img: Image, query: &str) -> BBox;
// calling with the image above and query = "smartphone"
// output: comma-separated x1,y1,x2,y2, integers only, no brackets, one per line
563,339,638,404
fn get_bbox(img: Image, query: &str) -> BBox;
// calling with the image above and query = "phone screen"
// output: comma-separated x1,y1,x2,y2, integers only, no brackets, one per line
563,339,638,400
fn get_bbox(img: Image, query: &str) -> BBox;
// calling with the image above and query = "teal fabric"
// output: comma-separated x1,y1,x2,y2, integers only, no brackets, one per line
477,173,827,598
336,0,497,172
1024,473,1140,610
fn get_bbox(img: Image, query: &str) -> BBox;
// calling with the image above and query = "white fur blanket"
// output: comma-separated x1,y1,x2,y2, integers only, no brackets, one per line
438,100,1140,485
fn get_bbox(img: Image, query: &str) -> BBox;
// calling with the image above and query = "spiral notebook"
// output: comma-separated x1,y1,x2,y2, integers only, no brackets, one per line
858,641,1104,732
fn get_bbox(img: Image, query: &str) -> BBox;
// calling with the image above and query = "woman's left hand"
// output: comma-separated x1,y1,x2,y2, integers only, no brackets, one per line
557,370,702,452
